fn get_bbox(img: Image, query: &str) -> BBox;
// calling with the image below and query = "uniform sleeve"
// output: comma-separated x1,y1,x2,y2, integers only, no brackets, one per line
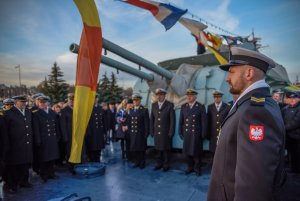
32,113,41,147
144,108,150,138
234,106,284,201
206,106,212,140
168,103,176,138
59,111,68,142
150,104,154,137
178,106,184,138
201,105,207,138
284,109,300,131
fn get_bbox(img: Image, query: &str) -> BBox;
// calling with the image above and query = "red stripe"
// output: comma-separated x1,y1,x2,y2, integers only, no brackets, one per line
76,24,102,91
126,0,158,15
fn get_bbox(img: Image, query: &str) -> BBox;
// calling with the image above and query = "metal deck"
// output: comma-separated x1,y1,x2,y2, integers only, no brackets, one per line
3,142,300,201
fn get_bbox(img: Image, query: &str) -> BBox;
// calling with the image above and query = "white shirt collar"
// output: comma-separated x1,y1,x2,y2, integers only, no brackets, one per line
230,79,269,111
189,100,197,108
15,106,25,116
158,100,165,106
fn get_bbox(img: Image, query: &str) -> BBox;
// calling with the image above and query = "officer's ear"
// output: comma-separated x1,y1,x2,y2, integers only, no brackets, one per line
244,66,255,81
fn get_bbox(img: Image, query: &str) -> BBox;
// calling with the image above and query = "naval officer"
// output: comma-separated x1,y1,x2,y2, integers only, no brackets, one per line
207,47,286,201
207,90,230,154
127,94,149,169
179,88,207,175
32,95,60,183
4,95,33,192
150,88,175,171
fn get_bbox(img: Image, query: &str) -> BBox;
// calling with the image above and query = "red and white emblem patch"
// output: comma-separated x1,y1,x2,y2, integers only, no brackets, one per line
249,125,264,141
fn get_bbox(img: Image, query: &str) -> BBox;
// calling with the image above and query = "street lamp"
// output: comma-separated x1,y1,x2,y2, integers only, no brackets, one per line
15,65,21,87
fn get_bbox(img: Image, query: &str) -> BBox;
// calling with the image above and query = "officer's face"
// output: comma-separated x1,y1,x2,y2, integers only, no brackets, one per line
15,100,26,110
226,66,247,95
38,100,48,110
214,96,222,104
272,93,281,102
133,99,141,106
156,93,166,102
187,94,196,103
289,98,300,107
68,97,74,107
4,104,13,110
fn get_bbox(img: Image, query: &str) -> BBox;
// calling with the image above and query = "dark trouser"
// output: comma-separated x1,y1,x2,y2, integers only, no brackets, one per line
40,160,55,181
133,151,145,166
156,150,170,168
6,163,30,190
87,150,101,162
57,140,66,165
32,145,40,174
287,138,300,173
187,155,201,172
120,138,131,160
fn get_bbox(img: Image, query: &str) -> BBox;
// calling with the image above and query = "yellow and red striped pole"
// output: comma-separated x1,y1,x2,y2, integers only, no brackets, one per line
69,0,102,163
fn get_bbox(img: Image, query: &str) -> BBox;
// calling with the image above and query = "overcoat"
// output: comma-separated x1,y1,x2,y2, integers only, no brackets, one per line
207,102,230,152
60,106,73,158
150,100,175,150
179,101,207,156
127,106,149,151
207,87,286,201
86,106,106,151
4,107,33,165
33,109,60,162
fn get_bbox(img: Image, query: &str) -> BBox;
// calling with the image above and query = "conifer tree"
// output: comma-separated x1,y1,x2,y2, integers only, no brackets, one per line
47,62,68,103
98,72,111,103
109,72,123,103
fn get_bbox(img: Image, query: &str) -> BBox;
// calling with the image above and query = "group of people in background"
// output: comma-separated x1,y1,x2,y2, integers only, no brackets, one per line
0,92,117,195
0,82,299,198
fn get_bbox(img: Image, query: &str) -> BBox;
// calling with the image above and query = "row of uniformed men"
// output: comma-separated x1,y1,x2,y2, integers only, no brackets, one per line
0,92,115,194
116,87,231,176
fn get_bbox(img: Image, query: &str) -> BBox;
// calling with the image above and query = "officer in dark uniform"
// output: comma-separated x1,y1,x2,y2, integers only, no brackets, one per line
32,95,60,183
127,94,149,169
60,93,74,174
3,98,14,111
4,95,33,192
207,47,286,201
0,112,8,196
150,88,175,171
272,90,285,110
107,102,117,142
207,90,230,154
85,94,106,162
179,88,207,175
282,92,300,174
30,92,44,174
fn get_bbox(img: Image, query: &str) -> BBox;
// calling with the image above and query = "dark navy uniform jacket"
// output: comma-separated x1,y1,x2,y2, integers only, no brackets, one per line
128,105,149,152
0,114,8,176
179,101,207,156
282,101,300,140
86,105,106,151
207,102,230,152
150,100,175,151
60,106,73,158
33,109,60,162
207,87,285,201
4,107,33,165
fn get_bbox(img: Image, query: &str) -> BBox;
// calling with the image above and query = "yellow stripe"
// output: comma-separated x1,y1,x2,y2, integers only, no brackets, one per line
69,86,96,163
251,97,265,102
206,46,228,65
74,0,101,27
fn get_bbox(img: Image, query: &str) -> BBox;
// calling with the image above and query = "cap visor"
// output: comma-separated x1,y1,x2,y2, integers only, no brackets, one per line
219,63,241,71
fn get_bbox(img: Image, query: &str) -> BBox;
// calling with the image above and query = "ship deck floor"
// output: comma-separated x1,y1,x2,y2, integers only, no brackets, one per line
3,142,300,201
